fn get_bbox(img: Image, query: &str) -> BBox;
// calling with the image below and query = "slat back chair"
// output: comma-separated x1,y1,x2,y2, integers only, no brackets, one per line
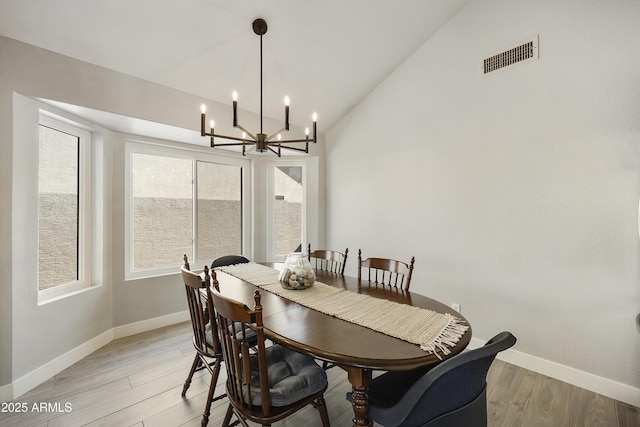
307,243,348,275
181,255,225,427
212,288,330,427
358,249,415,291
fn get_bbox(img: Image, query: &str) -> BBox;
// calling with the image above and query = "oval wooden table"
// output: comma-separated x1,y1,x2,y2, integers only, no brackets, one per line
212,265,472,427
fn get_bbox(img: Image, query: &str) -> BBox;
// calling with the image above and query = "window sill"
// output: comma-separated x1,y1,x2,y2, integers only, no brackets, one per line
38,283,102,306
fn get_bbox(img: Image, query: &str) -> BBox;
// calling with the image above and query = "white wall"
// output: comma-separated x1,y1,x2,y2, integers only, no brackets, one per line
11,92,114,389
0,36,210,396
0,35,325,398
327,0,640,402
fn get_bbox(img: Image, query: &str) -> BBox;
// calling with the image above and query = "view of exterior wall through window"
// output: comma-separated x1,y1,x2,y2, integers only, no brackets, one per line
132,153,193,268
38,124,79,290
197,161,242,259
131,152,243,270
274,166,303,255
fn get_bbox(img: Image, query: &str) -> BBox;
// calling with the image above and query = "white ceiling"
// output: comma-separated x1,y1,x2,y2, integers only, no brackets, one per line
0,0,470,131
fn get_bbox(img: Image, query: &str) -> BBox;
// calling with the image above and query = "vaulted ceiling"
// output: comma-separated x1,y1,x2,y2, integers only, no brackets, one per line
0,0,470,130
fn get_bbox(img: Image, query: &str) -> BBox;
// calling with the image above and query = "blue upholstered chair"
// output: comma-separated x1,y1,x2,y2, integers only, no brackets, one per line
211,255,250,269
212,288,330,427
348,331,516,427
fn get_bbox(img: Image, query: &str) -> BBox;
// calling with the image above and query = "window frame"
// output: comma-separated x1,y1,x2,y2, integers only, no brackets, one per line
37,113,92,301
267,160,308,262
124,139,251,280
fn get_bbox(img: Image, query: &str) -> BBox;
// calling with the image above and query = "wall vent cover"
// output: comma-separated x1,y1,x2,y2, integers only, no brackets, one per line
483,36,538,75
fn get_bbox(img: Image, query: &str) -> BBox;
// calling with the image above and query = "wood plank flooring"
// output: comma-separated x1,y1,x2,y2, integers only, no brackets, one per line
1,322,638,427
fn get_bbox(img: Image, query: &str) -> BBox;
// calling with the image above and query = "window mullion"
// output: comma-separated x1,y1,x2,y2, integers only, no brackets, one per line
192,160,198,265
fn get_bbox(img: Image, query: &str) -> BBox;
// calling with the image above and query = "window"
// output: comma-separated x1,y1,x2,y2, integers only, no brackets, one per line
197,161,243,258
131,153,193,269
126,141,249,279
268,162,306,261
38,114,91,298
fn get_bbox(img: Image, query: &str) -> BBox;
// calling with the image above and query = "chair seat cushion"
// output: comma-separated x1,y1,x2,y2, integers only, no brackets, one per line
204,322,257,349
246,344,327,407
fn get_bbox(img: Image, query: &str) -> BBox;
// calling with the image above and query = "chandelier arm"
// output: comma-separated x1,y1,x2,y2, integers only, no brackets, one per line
277,144,309,153
204,132,256,143
266,127,286,141
266,145,281,157
211,141,256,147
274,138,312,144
236,124,257,141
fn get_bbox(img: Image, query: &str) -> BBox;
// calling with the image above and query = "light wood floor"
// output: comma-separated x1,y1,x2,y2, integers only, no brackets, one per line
1,322,639,427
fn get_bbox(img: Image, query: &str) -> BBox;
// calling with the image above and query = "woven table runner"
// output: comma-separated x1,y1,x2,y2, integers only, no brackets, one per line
218,263,468,357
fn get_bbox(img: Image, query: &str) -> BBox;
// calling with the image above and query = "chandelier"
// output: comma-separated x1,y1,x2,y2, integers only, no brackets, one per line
199,18,317,157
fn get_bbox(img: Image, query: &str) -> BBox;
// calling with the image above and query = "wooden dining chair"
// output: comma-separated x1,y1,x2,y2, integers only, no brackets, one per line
180,255,225,427
358,249,415,291
212,288,331,427
308,243,348,275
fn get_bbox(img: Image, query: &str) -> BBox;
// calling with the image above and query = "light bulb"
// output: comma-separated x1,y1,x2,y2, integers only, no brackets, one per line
210,120,215,128
284,96,290,106
305,127,310,136
312,112,318,122
232,91,238,101
201,104,206,114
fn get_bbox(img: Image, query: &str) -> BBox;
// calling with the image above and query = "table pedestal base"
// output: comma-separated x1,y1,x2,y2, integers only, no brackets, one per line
347,368,373,427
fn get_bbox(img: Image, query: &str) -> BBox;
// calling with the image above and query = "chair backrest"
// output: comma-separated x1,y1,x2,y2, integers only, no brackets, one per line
307,243,348,275
379,331,516,427
181,255,221,358
211,288,272,415
357,249,415,290
211,255,250,269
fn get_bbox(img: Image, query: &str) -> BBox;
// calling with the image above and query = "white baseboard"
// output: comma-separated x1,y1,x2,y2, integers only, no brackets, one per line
469,337,640,407
112,310,189,339
0,382,13,404
12,329,113,399
6,316,640,406
8,310,189,400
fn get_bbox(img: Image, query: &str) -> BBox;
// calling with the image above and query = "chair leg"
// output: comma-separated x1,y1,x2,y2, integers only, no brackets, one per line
182,354,201,396
222,404,235,427
314,396,331,427
202,358,223,426
322,361,336,370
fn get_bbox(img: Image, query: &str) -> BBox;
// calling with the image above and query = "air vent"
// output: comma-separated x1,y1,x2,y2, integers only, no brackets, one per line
483,36,538,75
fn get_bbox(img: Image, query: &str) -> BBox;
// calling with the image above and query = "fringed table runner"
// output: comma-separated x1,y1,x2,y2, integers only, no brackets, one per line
218,263,468,357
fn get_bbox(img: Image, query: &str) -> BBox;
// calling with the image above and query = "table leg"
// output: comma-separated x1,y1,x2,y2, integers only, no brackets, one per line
347,367,373,427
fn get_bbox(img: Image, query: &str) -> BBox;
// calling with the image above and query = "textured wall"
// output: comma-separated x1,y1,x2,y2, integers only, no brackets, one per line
133,198,242,267
38,194,78,289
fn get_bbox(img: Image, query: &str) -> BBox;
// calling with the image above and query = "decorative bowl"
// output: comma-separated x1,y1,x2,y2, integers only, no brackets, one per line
278,253,316,290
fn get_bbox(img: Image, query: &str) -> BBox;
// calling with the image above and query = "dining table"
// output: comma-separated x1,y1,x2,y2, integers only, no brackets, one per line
210,262,472,427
